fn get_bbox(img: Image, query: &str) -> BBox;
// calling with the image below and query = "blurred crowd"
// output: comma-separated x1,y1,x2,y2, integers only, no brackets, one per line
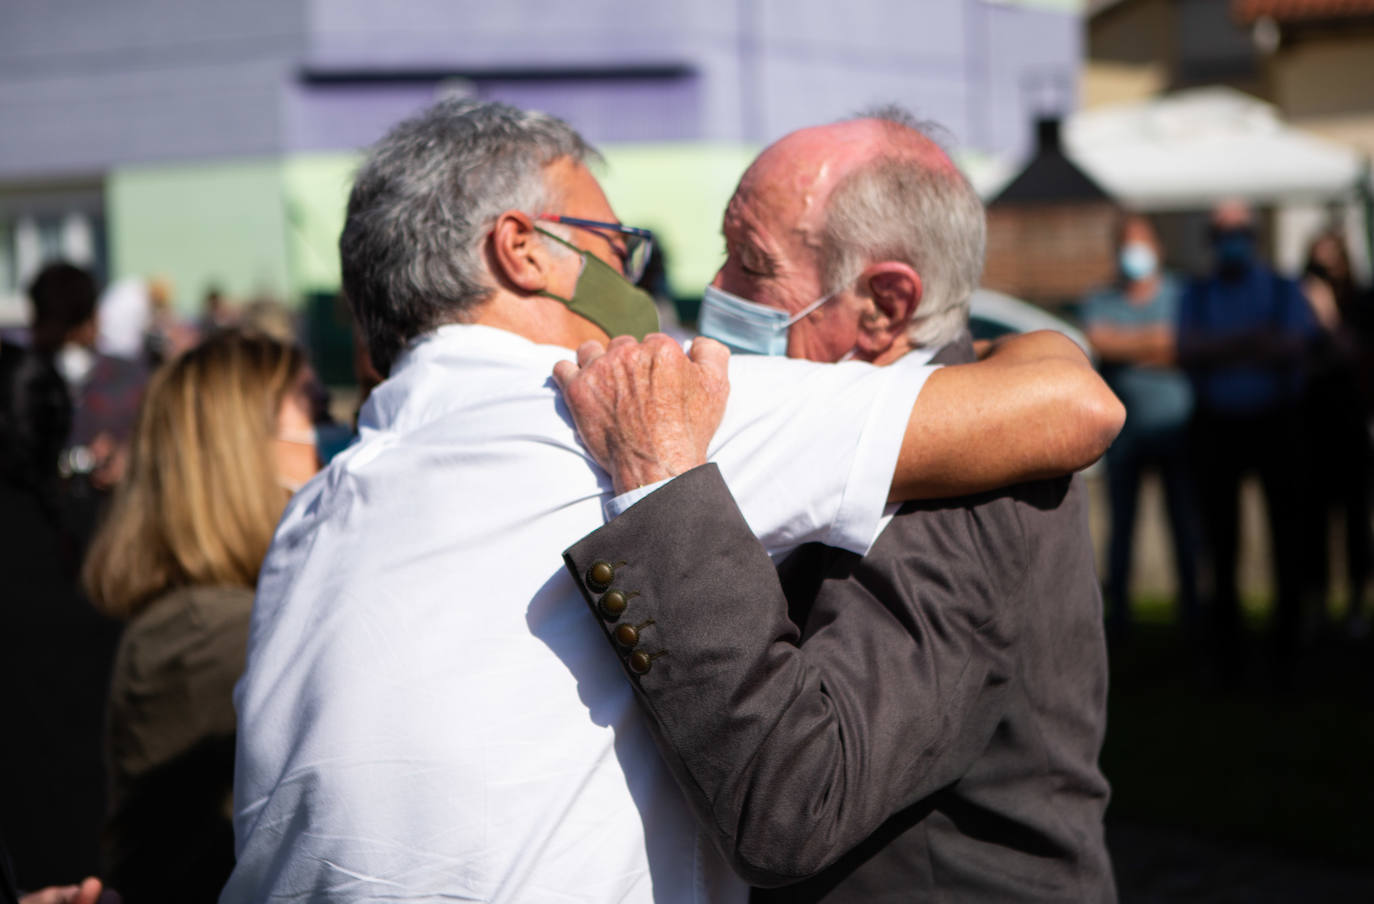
1,198,1371,899
1083,200,1374,682
1,266,343,901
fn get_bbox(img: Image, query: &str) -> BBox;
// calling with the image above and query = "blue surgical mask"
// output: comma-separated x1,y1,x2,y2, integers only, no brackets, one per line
699,284,834,355
1119,242,1158,282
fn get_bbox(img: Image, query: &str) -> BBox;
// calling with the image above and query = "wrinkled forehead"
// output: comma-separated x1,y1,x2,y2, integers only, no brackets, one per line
729,119,952,233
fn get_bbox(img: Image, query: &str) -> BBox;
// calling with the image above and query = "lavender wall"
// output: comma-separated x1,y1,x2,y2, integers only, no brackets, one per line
0,0,1080,179
0,0,305,179
295,0,1079,155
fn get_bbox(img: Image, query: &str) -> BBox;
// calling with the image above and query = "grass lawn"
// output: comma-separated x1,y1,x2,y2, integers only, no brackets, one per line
1101,596,1374,867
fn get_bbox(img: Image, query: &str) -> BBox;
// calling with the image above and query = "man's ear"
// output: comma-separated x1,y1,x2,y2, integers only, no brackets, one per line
855,262,921,357
489,210,554,294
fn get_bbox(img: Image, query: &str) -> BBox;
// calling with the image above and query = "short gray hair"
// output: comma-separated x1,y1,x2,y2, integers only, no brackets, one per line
340,98,599,372
819,106,986,349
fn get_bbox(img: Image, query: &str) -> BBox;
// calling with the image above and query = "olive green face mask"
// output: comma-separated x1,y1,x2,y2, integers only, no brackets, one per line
535,227,660,341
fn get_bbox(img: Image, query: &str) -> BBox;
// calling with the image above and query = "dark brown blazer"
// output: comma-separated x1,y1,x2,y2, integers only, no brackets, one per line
564,341,1115,902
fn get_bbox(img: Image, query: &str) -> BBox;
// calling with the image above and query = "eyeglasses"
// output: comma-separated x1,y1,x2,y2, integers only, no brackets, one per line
536,214,655,284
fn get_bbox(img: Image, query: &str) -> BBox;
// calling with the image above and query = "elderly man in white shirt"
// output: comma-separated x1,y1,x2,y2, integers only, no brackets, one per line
222,99,1121,904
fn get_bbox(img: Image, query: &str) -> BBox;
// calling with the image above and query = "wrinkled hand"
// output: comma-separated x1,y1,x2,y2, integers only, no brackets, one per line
552,334,730,495
20,877,115,904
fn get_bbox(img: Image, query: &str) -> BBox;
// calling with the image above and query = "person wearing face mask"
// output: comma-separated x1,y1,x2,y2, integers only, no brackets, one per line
221,99,1124,904
81,330,316,904
1299,230,1374,638
554,109,1118,902
1176,199,1319,682
1080,213,1199,645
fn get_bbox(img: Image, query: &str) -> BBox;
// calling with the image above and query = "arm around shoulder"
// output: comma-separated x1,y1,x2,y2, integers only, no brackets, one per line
890,330,1124,501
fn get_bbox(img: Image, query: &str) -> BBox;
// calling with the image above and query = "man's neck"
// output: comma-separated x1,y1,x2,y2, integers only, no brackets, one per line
870,335,916,366
469,292,608,350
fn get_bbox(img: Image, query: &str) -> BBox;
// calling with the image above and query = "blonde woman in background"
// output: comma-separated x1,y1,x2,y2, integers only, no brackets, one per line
83,330,317,903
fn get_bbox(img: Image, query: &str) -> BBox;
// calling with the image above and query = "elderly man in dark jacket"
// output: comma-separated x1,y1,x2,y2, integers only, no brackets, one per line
556,108,1116,902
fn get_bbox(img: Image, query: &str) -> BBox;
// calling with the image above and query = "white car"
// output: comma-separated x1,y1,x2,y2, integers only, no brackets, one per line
968,289,1095,364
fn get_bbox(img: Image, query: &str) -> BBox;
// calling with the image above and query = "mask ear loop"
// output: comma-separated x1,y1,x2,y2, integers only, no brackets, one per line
534,225,589,279
777,292,835,331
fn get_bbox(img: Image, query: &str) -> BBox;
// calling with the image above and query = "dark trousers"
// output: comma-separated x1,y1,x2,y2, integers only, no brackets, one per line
1191,406,1306,671
1302,370,1373,619
1103,423,1200,639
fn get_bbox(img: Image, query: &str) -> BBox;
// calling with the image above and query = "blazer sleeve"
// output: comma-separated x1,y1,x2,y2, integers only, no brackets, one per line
563,463,1023,886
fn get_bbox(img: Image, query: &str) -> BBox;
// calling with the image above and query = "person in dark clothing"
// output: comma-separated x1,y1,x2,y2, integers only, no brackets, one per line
0,342,122,890
1177,200,1319,678
27,263,147,552
0,339,71,499
1299,229,1374,637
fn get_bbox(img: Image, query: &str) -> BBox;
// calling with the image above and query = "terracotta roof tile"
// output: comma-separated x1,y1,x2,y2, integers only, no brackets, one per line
1233,0,1374,24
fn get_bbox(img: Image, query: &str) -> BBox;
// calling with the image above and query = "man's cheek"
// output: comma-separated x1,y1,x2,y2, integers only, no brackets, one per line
716,268,756,299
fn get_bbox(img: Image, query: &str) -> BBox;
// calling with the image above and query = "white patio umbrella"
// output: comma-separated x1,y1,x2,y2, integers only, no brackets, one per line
1061,87,1366,210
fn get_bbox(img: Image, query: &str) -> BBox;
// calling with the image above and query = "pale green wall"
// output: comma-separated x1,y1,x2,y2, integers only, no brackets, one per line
596,143,758,298
105,143,760,314
107,158,291,315
283,152,359,295
277,144,760,301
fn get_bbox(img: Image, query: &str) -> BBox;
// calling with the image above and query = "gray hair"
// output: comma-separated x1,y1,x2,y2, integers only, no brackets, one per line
819,105,986,349
340,98,599,372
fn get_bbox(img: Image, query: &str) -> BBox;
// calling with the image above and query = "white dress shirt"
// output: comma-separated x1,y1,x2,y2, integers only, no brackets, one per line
222,324,936,904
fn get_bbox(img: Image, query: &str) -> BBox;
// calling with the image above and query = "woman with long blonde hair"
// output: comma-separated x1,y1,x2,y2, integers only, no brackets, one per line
83,329,317,903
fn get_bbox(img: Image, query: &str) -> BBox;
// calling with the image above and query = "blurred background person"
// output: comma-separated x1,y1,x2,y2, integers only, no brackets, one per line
82,330,317,904
28,264,147,525
238,296,298,345
238,295,353,463
140,277,195,367
0,339,72,553
1081,212,1199,645
196,285,238,336
93,279,150,365
0,339,121,889
1300,229,1373,638
1177,199,1319,683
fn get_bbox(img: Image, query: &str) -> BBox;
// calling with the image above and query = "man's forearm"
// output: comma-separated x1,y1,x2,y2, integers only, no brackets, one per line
554,331,1123,506
890,330,1124,501
1086,324,1175,367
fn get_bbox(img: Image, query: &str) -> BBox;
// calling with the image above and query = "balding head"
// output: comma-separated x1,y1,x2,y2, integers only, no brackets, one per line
819,109,986,349
736,112,958,250
713,106,984,361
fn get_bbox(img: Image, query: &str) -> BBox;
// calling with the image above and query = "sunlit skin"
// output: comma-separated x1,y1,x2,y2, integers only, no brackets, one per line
552,120,1127,498
273,367,320,489
474,157,631,350
713,118,958,364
